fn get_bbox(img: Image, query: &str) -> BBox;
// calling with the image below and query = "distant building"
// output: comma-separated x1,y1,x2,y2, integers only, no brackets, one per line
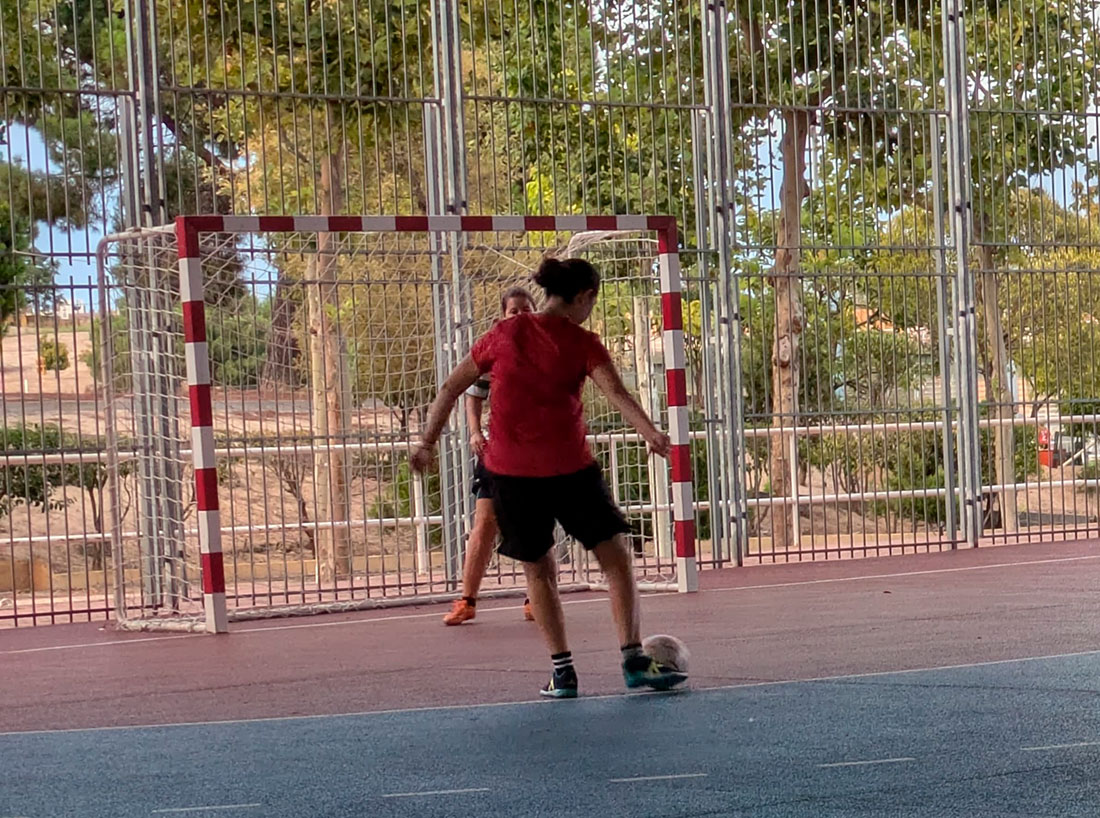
21,296,85,322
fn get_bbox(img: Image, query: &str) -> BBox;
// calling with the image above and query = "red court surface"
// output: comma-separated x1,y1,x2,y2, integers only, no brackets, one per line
3,539,1099,734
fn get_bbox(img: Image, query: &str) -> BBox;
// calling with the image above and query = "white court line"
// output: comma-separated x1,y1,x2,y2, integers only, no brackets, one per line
818,757,915,768
1021,741,1100,752
0,596,631,655
381,788,490,798
705,552,1100,596
5,551,1098,655
4,647,1100,738
151,805,261,814
1,633,204,656
609,773,707,783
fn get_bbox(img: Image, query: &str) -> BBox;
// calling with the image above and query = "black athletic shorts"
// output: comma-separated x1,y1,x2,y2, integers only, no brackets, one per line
488,463,631,563
470,460,494,501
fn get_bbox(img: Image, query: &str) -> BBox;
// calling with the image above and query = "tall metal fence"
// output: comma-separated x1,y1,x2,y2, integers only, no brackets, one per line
1,0,1098,625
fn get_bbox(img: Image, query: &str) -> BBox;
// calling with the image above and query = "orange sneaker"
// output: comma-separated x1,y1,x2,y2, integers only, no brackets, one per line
523,598,535,621
443,599,476,626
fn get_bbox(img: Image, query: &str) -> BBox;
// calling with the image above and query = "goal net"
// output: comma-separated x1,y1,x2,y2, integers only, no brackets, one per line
97,215,696,633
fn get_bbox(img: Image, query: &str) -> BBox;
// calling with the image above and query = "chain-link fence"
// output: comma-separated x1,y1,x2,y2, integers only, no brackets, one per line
2,0,1099,624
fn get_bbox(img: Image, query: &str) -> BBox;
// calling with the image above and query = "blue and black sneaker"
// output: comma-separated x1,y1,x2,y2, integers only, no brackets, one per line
622,654,687,692
540,666,579,699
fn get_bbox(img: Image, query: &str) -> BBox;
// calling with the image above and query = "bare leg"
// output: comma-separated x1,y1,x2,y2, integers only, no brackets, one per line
524,551,568,654
461,498,499,599
592,534,640,648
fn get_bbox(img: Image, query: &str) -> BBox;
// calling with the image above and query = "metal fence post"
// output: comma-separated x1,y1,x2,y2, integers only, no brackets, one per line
412,471,430,574
691,110,727,566
930,115,959,545
432,0,468,218
422,106,461,585
97,239,127,620
702,0,750,564
116,96,142,233
430,0,473,586
126,0,166,228
124,0,184,607
942,0,982,548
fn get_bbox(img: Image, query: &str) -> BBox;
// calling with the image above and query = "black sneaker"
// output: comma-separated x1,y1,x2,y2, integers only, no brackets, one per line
622,654,687,691
540,666,579,699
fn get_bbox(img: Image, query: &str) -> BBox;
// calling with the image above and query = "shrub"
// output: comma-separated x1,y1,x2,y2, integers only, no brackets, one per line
39,337,69,371
370,459,443,545
1079,463,1100,494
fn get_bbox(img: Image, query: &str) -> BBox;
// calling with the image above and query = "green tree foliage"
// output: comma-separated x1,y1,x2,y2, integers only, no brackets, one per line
0,164,66,329
86,296,272,391
994,188,1100,416
0,0,121,216
1,0,118,325
206,297,271,388
369,459,442,545
343,280,438,430
0,425,75,517
734,269,933,422
0,424,132,567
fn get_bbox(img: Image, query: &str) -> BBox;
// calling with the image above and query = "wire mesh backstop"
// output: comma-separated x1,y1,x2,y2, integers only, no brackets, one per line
97,215,695,631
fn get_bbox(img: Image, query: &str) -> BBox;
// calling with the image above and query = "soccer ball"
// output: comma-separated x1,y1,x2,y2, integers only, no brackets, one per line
642,634,689,674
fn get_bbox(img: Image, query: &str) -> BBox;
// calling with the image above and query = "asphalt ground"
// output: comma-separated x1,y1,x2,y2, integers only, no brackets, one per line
2,540,1098,817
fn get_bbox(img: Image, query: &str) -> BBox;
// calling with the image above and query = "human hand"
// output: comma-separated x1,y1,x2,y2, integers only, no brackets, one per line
646,430,671,458
470,431,487,458
410,442,437,473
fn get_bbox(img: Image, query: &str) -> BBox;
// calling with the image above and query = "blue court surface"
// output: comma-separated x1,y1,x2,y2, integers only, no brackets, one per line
3,650,1099,818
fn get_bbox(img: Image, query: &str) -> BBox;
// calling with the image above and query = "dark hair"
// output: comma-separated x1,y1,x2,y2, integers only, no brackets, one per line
499,286,535,313
533,257,601,303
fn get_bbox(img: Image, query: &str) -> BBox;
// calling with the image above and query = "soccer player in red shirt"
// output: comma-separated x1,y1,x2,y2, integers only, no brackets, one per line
412,257,687,698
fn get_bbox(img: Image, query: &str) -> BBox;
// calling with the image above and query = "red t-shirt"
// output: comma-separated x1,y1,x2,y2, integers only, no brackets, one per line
471,313,611,477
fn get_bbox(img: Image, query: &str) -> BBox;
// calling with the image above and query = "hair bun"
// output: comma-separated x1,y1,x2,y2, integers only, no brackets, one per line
533,256,600,303
533,256,564,288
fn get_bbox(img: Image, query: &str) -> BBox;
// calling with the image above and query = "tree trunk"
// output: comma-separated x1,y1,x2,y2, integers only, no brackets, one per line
86,483,104,571
310,125,352,581
977,240,1017,533
768,109,810,552
274,458,316,554
261,278,301,388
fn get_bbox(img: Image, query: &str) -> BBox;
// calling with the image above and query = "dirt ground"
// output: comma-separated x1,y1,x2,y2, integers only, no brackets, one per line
0,322,98,399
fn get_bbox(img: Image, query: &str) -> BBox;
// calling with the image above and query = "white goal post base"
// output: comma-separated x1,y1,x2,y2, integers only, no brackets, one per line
112,582,673,633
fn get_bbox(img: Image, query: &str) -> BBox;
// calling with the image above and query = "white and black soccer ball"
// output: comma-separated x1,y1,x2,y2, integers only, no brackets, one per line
642,634,690,674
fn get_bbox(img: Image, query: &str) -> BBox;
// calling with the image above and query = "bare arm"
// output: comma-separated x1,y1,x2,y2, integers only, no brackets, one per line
465,393,487,457
411,355,481,471
465,393,485,435
589,361,670,457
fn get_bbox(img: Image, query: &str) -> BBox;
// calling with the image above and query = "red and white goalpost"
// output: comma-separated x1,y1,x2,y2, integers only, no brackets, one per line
178,219,229,633
101,214,697,633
